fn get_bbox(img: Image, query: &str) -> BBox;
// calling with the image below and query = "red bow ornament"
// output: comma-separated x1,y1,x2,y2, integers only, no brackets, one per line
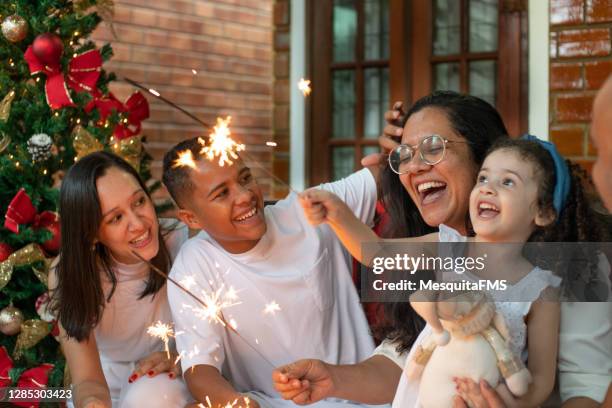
3,189,60,247
24,47,102,110
0,346,54,408
87,91,149,140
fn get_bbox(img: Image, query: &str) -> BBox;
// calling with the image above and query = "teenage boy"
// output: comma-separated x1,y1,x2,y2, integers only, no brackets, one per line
162,138,380,407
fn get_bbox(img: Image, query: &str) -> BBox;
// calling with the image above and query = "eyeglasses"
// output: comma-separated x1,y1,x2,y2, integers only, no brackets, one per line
388,134,466,175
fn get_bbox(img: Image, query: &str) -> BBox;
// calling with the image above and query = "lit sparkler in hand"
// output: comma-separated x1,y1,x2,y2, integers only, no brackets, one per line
199,116,245,167
147,321,174,359
298,78,312,96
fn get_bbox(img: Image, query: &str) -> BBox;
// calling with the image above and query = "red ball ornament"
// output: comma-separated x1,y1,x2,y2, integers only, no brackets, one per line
36,212,61,254
0,242,13,262
32,33,64,65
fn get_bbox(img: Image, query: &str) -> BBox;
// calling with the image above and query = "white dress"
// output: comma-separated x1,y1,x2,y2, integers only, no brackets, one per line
95,220,190,407
391,225,561,407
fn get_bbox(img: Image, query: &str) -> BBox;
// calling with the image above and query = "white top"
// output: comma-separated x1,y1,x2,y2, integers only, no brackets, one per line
168,169,378,401
390,225,561,408
96,220,189,364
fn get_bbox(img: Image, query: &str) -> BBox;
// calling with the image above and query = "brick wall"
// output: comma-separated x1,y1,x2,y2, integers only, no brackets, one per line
91,0,275,195
272,0,291,198
549,0,612,173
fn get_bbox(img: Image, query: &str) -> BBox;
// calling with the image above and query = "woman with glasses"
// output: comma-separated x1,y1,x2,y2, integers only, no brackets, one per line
273,91,509,406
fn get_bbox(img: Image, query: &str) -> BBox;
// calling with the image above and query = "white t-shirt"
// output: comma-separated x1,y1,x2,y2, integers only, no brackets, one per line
168,169,378,405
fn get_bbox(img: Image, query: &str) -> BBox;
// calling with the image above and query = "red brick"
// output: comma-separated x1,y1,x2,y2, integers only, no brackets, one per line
550,32,558,59
274,79,289,103
551,63,584,90
274,52,289,77
274,1,290,26
586,0,612,23
130,7,158,26
556,94,595,122
143,31,168,47
274,105,289,131
113,4,132,23
557,28,611,58
584,60,612,89
550,126,586,156
550,0,585,25
114,26,144,44
194,3,215,17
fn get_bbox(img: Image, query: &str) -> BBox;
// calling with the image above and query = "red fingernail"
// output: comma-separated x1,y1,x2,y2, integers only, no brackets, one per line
128,374,137,383
147,370,155,377
168,372,175,379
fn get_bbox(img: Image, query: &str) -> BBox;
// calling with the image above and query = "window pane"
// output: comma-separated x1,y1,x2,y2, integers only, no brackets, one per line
469,60,497,106
332,147,355,180
364,0,390,60
469,0,498,52
333,0,357,62
433,63,460,92
433,0,461,55
363,145,380,158
364,67,389,139
332,70,356,139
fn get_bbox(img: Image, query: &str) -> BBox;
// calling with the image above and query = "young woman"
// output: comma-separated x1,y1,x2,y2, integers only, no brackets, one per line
50,152,191,408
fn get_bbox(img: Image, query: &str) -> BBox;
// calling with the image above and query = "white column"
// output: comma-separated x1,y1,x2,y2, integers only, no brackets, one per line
528,0,550,140
289,0,306,191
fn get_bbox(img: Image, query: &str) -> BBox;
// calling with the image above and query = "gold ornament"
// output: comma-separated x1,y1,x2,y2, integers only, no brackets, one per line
0,305,24,336
0,90,16,122
72,125,103,161
0,244,47,290
110,135,142,171
0,134,10,154
13,319,51,359
1,15,28,43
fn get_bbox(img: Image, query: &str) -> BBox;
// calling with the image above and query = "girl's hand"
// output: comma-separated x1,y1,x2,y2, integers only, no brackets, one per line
128,351,180,383
453,378,509,408
298,189,348,226
361,101,404,167
272,359,335,405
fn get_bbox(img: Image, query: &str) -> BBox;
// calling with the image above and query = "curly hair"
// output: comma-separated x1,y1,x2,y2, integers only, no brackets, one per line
374,91,509,353
485,138,611,300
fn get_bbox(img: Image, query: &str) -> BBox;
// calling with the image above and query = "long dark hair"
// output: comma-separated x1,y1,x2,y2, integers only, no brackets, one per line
52,152,171,341
375,91,509,352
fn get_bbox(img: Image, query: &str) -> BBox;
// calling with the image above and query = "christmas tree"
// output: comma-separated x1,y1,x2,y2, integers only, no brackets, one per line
0,0,156,391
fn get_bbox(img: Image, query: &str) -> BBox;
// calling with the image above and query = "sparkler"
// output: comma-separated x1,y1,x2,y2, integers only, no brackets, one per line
263,301,281,315
199,116,245,167
298,78,312,96
172,149,197,169
147,321,174,359
131,250,276,369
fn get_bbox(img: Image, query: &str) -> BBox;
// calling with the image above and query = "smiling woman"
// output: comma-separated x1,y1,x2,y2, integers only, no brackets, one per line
49,152,192,408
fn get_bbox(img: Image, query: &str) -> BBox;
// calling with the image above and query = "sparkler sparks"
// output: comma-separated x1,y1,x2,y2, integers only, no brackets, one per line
298,78,312,96
173,149,197,169
199,116,245,167
263,300,281,315
185,285,241,327
147,321,174,359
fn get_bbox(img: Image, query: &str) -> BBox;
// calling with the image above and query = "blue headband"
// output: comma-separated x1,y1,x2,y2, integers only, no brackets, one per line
520,134,570,218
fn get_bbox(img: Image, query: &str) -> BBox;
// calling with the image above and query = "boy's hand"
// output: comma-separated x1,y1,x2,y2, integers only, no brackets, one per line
298,189,348,226
82,397,111,408
185,396,260,408
361,101,405,167
129,351,181,383
272,359,335,405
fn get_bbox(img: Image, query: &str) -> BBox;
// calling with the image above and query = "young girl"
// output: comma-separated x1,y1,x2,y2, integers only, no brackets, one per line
291,137,603,407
